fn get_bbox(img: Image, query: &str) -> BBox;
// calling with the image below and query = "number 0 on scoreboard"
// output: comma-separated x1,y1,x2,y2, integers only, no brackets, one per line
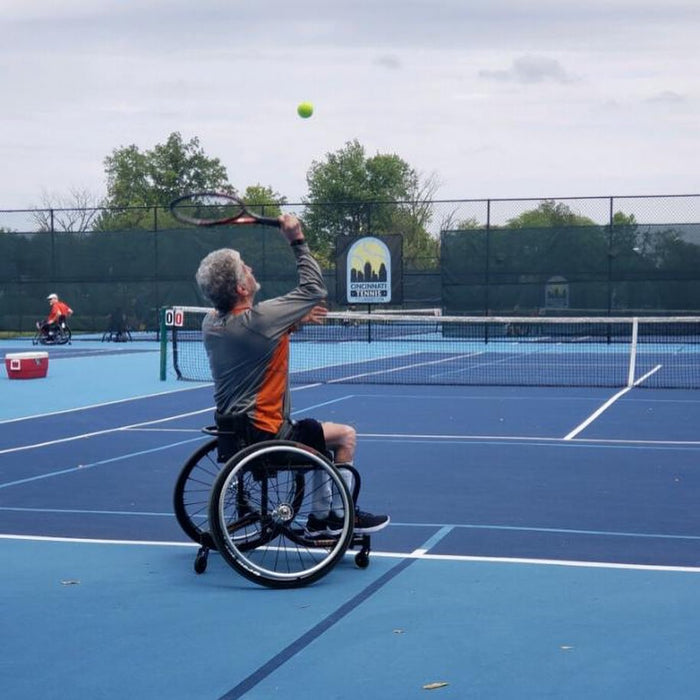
164,308,185,327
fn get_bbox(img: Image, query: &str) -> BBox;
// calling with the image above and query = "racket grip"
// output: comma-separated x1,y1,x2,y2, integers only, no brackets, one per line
258,216,281,227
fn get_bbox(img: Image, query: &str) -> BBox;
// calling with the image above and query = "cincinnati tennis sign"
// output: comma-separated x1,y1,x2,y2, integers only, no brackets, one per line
335,235,403,305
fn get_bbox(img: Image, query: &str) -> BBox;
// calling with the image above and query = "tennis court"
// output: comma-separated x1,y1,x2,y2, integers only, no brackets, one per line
2,332,700,699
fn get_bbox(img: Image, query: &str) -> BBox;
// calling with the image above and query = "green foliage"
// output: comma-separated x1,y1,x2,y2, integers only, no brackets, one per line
303,139,437,267
242,184,286,218
104,132,229,207
505,200,596,228
96,132,230,230
456,217,481,229
612,211,637,227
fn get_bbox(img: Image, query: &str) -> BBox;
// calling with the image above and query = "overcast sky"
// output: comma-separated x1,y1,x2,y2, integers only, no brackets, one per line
1,0,698,211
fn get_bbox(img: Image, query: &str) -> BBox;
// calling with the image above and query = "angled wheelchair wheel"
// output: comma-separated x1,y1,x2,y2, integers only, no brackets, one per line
208,440,354,589
174,437,306,554
173,438,220,547
54,325,71,345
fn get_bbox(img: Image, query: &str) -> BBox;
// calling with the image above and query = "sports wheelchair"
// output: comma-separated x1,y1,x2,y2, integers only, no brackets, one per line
173,426,372,588
101,308,132,343
33,316,72,346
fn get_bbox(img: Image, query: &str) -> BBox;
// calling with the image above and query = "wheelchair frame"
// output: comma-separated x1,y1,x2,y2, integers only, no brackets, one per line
173,428,372,588
33,319,72,346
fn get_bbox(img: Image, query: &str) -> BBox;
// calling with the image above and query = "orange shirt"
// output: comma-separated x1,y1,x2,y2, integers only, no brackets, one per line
48,300,72,324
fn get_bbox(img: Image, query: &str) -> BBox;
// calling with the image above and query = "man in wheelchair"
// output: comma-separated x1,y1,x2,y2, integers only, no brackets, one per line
195,214,389,538
36,293,73,343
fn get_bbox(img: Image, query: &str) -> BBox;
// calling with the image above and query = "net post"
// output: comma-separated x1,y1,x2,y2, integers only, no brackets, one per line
626,317,639,387
159,307,167,381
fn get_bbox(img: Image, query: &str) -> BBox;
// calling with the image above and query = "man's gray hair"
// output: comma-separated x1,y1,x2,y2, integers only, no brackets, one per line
195,248,246,312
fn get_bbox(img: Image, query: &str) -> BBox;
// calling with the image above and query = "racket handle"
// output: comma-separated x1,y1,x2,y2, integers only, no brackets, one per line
257,215,281,227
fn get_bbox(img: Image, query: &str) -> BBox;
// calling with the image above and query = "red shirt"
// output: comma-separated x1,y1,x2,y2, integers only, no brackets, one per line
48,300,73,324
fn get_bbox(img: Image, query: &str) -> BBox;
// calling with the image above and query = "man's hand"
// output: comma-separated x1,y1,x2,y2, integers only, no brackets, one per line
279,214,304,243
289,305,328,333
300,305,327,326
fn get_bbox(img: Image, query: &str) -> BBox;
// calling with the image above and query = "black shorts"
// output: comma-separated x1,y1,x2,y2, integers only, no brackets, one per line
250,418,327,454
287,418,327,454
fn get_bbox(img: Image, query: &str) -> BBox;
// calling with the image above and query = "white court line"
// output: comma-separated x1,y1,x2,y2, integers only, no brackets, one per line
0,383,334,456
376,550,700,574
0,407,214,456
0,383,210,425
0,437,205,489
124,428,205,433
5,507,699,544
0,533,197,547
573,437,700,446
4,426,698,459
358,432,700,447
1,533,698,574
326,351,487,384
292,395,355,413
563,365,663,440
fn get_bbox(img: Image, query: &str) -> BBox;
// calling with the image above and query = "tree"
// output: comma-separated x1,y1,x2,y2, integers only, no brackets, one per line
505,200,596,228
104,132,229,207
242,184,286,218
303,140,439,267
442,214,481,231
610,211,641,259
96,132,230,230
375,171,442,269
30,188,104,233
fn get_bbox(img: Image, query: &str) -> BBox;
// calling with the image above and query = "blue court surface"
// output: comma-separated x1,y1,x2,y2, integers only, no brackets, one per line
1,340,700,699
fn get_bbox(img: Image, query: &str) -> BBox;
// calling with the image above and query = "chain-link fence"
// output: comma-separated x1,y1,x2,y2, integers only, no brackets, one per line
1,194,698,335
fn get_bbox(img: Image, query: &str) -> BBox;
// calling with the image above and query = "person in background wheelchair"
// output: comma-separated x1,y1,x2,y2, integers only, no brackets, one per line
194,214,389,538
36,293,73,343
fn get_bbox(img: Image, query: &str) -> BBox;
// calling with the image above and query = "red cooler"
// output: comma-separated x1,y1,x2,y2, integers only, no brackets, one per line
4,351,49,379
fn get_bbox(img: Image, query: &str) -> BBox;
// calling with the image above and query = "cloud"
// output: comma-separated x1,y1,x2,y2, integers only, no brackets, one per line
479,55,577,84
1,0,699,211
373,55,402,70
645,90,686,104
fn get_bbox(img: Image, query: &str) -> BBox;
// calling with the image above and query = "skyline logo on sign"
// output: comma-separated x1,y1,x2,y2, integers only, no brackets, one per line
346,236,392,304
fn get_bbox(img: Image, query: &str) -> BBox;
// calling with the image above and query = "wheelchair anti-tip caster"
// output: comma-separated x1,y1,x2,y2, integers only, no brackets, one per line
194,546,210,574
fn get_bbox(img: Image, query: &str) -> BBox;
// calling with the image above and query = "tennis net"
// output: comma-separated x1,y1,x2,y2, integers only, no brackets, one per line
160,307,700,389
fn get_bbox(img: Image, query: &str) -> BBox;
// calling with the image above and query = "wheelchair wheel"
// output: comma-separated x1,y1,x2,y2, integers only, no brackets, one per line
54,325,71,345
174,438,306,554
173,438,220,546
208,440,354,589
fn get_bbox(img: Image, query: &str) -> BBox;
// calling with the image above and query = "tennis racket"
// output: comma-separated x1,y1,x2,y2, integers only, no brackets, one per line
169,191,281,228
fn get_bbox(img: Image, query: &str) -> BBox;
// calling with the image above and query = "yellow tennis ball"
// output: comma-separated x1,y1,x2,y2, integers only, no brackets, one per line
297,102,314,119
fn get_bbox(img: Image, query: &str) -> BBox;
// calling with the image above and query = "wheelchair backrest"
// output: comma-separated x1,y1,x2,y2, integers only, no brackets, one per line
211,413,254,463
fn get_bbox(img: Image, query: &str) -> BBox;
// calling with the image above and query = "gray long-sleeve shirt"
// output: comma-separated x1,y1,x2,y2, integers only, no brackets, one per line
201,242,327,435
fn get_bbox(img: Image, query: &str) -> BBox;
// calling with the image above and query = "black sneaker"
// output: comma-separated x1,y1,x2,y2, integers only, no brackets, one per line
305,510,390,537
304,512,344,537
354,509,390,534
